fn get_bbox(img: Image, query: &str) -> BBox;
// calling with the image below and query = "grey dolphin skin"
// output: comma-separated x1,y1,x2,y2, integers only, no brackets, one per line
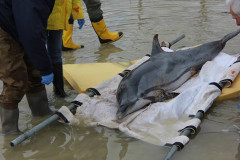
116,29,240,119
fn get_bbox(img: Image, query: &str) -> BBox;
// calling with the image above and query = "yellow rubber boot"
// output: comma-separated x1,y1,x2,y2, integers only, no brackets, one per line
91,18,123,44
62,24,84,51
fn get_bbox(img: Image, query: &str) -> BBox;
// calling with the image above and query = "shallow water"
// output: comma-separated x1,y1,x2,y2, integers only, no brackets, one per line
1,0,240,160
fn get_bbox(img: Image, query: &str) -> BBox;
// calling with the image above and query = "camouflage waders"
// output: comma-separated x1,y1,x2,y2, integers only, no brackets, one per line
0,27,45,110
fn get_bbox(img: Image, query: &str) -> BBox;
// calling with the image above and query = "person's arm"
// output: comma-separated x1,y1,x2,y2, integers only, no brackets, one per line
12,0,54,76
72,0,85,20
72,0,85,29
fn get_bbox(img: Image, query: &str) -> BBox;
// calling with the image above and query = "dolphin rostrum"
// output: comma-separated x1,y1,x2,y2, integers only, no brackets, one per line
116,29,240,119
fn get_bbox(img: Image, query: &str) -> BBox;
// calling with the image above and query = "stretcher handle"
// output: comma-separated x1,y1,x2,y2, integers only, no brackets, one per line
169,34,185,48
10,103,78,147
163,111,203,160
162,80,230,160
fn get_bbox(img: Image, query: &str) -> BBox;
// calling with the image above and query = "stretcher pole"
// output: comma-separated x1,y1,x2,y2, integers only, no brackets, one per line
163,112,203,160
10,103,79,147
169,34,185,48
163,82,227,160
160,34,185,48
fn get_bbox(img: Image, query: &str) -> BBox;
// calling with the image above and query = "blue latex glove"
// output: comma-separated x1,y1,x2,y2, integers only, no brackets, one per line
78,19,85,29
238,96,240,108
41,73,54,85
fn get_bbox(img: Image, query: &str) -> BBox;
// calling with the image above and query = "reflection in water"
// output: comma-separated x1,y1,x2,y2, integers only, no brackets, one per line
234,114,240,160
1,136,22,160
199,0,208,26
195,0,209,42
115,133,133,160
137,0,143,30
95,44,123,62
119,141,128,160
105,129,139,160
74,127,108,160
2,125,109,160
118,137,137,160
236,143,240,160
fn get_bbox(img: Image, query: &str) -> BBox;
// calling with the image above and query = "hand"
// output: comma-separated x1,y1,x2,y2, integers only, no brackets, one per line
41,73,54,85
160,41,170,48
78,19,85,29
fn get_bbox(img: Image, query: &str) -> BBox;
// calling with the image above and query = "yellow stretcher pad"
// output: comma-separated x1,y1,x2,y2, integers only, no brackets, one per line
63,60,240,102
63,60,138,93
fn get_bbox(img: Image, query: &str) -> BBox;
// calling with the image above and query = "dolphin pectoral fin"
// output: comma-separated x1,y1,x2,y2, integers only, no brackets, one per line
151,34,164,57
158,91,179,102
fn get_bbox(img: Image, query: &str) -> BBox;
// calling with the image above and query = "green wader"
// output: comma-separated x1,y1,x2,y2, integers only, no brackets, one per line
0,27,51,135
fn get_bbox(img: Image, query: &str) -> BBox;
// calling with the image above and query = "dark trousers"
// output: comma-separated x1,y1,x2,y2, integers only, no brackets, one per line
68,0,103,23
83,0,103,20
47,30,63,64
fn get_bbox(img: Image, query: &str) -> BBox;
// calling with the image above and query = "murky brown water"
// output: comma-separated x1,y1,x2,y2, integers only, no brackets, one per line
1,0,240,160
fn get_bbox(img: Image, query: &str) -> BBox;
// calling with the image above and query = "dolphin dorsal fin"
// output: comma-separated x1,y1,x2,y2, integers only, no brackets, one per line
151,34,164,56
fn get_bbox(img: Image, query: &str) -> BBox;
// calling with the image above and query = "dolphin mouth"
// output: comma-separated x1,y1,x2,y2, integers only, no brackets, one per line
117,102,135,119
116,113,123,119
116,109,127,119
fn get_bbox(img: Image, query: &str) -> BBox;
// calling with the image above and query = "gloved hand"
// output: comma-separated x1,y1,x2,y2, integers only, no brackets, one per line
78,19,85,29
41,73,54,85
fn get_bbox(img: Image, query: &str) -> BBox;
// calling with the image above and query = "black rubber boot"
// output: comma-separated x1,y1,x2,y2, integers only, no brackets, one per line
26,90,53,117
53,63,67,98
0,107,22,135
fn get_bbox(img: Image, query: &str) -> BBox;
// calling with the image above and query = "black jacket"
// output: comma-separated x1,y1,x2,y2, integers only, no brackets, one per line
0,0,55,75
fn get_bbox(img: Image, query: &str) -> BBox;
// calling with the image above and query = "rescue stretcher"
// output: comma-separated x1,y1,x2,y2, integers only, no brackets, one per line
10,35,240,160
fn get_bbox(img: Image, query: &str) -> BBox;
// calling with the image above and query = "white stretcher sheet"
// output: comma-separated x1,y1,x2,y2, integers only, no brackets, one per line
60,51,240,146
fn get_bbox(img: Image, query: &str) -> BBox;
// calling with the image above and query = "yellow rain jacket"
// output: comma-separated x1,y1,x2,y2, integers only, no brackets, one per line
47,0,84,30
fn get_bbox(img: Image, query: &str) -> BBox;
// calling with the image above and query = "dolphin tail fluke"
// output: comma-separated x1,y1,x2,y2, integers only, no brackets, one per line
221,29,240,44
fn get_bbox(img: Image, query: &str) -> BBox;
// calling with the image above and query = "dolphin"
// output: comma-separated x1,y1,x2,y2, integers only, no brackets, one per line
116,29,240,119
